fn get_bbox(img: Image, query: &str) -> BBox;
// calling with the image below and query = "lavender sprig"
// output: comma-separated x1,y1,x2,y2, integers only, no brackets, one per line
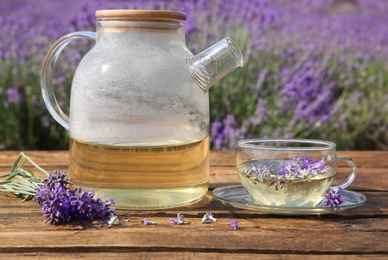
33,171,117,225
1,153,118,226
324,187,345,207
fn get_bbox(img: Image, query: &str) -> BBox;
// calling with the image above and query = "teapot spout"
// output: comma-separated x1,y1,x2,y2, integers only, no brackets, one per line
188,37,243,91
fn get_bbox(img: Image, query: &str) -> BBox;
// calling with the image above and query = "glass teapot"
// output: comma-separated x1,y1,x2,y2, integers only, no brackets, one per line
41,10,243,209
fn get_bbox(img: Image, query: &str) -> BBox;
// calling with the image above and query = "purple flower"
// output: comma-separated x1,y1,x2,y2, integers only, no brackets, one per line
32,170,117,225
278,162,295,176
201,213,217,224
277,155,327,180
244,155,328,191
2,0,388,152
169,218,178,224
231,220,239,230
278,59,339,128
5,88,22,103
141,217,157,225
324,187,345,207
249,98,270,126
210,115,249,150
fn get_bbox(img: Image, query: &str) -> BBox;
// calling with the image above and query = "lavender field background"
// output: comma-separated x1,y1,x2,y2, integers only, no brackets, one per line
1,0,388,150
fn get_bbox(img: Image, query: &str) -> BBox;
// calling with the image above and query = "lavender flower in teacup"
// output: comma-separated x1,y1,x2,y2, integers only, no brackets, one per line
279,155,327,181
241,154,329,191
278,162,297,181
246,164,275,183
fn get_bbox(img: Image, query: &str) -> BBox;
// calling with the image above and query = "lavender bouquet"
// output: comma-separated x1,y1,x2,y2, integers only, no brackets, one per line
0,153,118,226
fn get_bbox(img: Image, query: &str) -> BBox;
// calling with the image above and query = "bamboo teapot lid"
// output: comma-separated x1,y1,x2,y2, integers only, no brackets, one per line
96,10,187,22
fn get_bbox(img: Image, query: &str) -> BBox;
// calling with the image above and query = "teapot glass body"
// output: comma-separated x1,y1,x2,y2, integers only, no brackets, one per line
41,10,243,209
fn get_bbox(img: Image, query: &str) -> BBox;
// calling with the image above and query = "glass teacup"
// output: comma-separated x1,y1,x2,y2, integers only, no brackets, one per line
237,139,356,207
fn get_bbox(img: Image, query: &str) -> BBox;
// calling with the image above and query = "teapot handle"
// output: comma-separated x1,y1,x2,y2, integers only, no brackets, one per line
41,31,96,130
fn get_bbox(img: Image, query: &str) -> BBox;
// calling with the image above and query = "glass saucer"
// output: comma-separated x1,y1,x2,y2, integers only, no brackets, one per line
212,185,367,215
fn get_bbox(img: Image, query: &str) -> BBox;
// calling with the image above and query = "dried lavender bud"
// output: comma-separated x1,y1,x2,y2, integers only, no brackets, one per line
108,216,119,228
141,217,157,225
231,220,239,230
201,213,217,224
170,213,185,225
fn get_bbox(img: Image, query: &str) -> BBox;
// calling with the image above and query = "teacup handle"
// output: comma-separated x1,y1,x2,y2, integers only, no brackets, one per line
332,156,356,190
41,31,96,130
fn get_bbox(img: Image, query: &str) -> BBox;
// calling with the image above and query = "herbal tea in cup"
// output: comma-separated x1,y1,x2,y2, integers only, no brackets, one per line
237,139,356,207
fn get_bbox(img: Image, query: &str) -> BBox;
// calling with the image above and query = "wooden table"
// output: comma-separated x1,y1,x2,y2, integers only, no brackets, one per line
0,150,387,259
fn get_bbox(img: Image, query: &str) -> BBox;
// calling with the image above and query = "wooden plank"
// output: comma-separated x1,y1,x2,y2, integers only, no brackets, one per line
0,166,68,179
0,252,386,259
0,150,386,171
210,151,388,168
0,150,387,257
1,150,387,168
1,152,387,191
1,165,387,191
0,151,69,167
337,151,388,169
2,206,388,232
210,150,236,166
1,150,386,175
0,191,386,223
0,218,387,254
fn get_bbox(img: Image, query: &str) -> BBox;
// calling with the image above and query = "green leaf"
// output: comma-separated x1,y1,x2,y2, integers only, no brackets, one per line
3,184,20,194
20,152,49,176
0,152,48,201
18,158,27,170
22,195,33,202
27,169,35,177
10,153,22,173
5,171,20,181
